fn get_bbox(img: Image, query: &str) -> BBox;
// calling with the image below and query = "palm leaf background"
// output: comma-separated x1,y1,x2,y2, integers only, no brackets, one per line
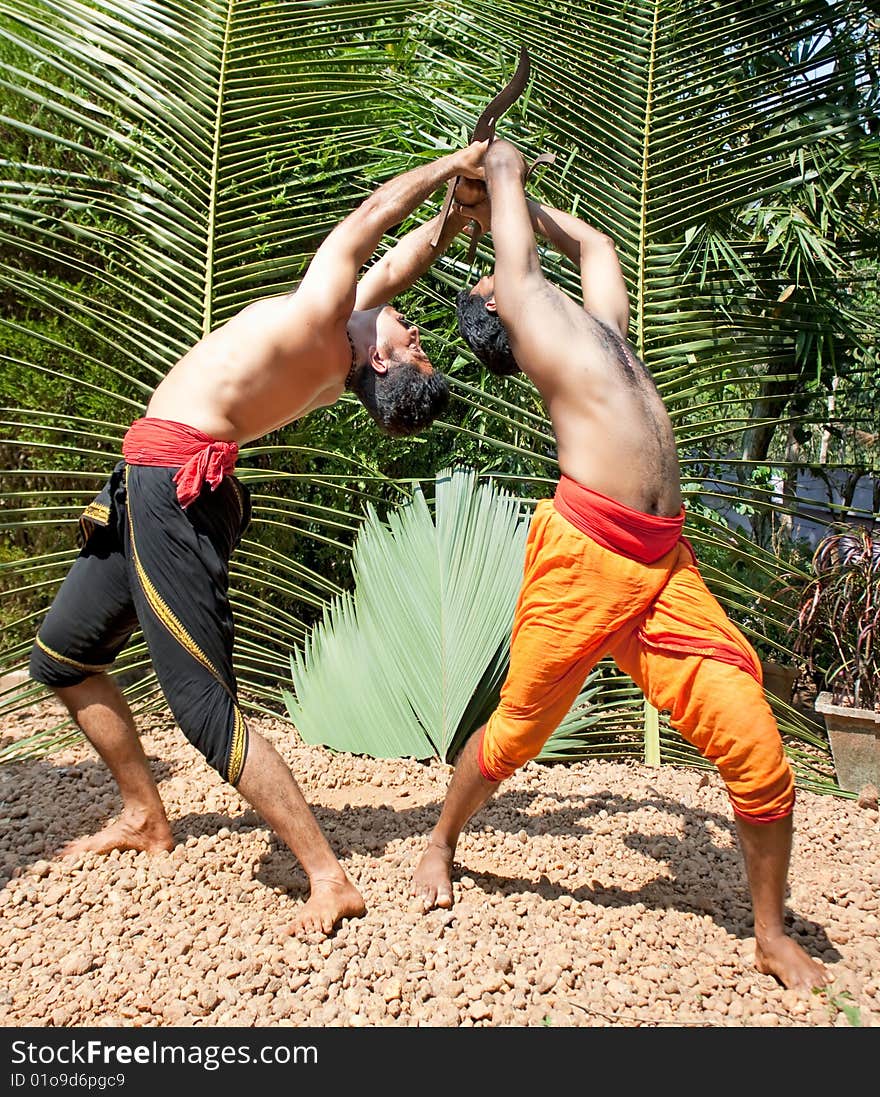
284,466,545,761
1,1,877,796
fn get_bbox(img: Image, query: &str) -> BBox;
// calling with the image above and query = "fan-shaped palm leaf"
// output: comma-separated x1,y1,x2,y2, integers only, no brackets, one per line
283,465,531,760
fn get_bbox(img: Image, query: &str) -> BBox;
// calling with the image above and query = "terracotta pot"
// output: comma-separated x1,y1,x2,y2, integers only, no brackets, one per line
814,691,880,795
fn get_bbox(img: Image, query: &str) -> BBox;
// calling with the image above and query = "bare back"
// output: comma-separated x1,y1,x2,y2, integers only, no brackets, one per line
508,279,682,516
145,290,351,444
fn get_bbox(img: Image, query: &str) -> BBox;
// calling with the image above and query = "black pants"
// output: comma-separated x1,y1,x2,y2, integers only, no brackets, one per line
29,462,253,785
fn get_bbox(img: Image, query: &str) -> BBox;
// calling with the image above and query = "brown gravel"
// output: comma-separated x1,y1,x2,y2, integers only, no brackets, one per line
1,697,878,1029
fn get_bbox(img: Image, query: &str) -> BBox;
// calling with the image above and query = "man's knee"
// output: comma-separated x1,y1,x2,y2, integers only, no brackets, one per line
672,665,793,818
170,689,249,786
28,636,97,689
480,710,552,781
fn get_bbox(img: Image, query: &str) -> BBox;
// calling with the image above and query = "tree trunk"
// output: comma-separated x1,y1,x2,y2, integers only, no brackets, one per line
774,424,804,553
740,364,795,550
819,374,840,465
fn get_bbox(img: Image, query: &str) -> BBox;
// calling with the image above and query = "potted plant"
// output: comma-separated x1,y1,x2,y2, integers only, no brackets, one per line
792,522,879,794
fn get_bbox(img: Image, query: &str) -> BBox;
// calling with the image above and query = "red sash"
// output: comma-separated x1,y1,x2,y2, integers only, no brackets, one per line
553,476,688,564
122,418,238,508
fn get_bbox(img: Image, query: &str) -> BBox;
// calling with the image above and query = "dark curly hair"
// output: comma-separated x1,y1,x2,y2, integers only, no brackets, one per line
352,355,450,436
455,289,521,376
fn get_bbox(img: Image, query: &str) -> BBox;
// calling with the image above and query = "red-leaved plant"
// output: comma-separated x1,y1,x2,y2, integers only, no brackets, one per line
793,524,880,712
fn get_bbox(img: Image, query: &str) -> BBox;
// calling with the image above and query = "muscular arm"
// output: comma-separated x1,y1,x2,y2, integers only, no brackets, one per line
484,141,597,390
354,207,473,312
298,142,486,324
526,200,630,336
484,141,545,313
458,171,630,337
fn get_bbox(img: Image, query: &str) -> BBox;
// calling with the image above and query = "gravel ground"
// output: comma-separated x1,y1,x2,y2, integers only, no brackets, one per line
1,696,878,1029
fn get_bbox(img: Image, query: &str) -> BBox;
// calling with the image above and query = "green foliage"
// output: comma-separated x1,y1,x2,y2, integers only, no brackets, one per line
283,466,531,761
815,985,863,1026
0,1,876,789
792,524,880,709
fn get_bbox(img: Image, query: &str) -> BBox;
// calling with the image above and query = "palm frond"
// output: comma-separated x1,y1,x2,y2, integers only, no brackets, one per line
283,466,529,760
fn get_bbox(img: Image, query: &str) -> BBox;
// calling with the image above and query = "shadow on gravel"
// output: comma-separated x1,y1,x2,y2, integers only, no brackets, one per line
270,786,835,963
0,754,173,878
1,754,838,968
429,784,837,963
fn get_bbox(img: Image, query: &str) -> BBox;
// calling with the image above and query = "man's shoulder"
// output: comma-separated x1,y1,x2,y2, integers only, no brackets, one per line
231,287,295,317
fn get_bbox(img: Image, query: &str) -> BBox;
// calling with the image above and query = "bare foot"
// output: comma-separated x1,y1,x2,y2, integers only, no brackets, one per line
285,878,365,938
56,815,173,858
755,934,830,991
411,841,455,912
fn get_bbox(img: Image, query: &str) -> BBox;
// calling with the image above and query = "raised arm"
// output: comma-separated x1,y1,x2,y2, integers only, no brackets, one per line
483,140,544,314
483,140,603,389
525,200,630,337
354,206,475,312
458,167,630,338
298,142,487,324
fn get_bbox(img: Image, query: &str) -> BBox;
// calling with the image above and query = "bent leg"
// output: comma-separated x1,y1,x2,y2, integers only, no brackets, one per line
28,501,170,856
734,812,828,990
413,502,645,911
53,674,172,856
126,466,363,935
611,592,830,990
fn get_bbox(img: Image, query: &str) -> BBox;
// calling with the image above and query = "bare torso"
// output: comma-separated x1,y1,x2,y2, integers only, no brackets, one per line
513,288,682,517
145,291,351,444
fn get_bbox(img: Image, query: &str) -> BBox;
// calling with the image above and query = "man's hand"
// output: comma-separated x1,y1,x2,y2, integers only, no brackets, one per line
453,178,490,232
485,138,527,181
454,178,487,206
453,139,490,180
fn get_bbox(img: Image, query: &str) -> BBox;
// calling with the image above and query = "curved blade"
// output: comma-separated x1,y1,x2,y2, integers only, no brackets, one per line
430,46,532,248
471,46,531,141
524,150,556,182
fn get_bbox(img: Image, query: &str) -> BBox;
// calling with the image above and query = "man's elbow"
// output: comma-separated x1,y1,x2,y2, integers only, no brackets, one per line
346,194,393,244
581,228,618,260
362,184,418,237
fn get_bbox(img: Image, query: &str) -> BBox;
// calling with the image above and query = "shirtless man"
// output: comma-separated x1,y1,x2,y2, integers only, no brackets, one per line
411,141,831,992
28,139,487,938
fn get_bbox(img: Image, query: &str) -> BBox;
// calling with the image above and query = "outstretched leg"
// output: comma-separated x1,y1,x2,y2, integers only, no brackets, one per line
124,466,364,937
235,730,365,935
412,500,611,912
610,555,831,992
53,673,173,856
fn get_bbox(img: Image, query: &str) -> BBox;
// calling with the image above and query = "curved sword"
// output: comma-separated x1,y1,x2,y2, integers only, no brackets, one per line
430,46,532,248
471,45,531,142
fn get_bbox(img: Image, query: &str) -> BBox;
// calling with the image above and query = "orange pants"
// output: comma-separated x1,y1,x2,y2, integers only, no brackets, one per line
480,500,794,822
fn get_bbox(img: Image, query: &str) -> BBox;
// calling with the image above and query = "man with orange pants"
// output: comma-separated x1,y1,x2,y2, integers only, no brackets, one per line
411,140,830,992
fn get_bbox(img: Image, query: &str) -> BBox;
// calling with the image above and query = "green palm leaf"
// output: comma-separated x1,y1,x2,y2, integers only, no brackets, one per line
283,466,530,760
1,1,875,792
